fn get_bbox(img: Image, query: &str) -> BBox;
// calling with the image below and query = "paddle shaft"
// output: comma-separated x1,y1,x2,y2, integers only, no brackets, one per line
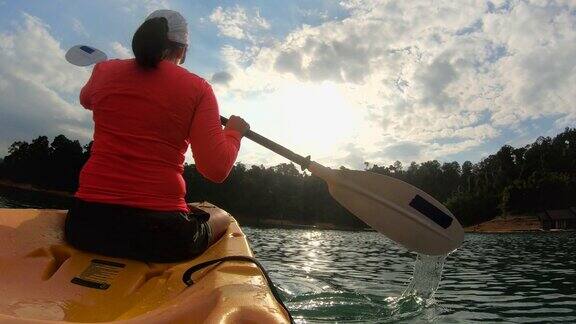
220,116,311,170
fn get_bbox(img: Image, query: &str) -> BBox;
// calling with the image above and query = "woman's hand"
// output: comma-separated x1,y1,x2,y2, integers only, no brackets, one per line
225,115,250,136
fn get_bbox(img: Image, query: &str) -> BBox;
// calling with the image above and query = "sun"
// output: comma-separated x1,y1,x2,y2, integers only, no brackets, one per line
213,80,365,167
270,81,360,159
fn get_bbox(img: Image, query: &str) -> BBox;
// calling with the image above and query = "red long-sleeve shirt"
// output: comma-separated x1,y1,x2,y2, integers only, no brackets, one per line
75,59,241,212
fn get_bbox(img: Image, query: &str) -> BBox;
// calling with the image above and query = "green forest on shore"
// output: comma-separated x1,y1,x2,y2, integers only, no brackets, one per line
1,128,575,228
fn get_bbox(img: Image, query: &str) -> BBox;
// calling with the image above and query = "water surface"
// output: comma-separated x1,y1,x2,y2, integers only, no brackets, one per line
243,228,576,323
1,191,575,322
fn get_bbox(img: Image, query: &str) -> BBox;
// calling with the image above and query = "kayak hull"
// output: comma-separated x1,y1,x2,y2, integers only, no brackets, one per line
0,203,290,323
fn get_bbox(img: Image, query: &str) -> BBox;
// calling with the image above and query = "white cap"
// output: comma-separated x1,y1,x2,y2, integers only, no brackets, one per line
146,9,188,45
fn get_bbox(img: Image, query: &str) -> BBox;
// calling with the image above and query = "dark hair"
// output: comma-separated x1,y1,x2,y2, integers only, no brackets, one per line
132,17,170,68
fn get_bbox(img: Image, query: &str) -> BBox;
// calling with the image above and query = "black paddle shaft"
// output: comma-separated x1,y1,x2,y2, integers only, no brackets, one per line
220,116,311,170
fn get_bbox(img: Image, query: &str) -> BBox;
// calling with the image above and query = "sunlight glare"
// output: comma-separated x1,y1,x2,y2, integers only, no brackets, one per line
271,82,360,159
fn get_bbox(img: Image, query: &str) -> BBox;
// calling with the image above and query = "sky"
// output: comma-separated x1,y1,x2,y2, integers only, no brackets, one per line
0,0,574,169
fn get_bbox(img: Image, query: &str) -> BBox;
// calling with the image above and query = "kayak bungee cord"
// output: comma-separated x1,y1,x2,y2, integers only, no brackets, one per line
182,256,295,324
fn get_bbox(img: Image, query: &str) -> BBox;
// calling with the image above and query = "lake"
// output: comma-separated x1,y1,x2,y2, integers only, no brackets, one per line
1,189,575,323
245,228,576,323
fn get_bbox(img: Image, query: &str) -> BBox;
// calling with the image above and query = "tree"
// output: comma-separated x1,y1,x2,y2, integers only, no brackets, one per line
1,128,575,228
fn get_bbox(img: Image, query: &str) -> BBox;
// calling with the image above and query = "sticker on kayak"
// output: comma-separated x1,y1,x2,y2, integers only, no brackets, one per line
71,259,126,290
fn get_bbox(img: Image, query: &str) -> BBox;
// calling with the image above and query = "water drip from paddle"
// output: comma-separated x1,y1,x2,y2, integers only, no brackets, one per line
383,253,448,322
403,253,447,300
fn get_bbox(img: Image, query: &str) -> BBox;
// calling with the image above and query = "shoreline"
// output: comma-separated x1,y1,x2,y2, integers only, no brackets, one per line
464,215,546,233
0,179,74,198
1,179,572,233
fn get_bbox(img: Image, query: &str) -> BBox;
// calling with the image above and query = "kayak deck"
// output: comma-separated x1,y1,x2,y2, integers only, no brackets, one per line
0,203,290,323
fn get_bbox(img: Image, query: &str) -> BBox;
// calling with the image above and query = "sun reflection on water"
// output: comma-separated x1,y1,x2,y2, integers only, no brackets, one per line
302,231,324,273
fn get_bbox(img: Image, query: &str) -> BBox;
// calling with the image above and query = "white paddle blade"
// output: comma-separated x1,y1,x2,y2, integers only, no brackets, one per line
65,45,107,66
309,163,464,255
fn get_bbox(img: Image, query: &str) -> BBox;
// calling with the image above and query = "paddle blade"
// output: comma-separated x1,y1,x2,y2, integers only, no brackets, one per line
65,45,107,66
309,163,464,255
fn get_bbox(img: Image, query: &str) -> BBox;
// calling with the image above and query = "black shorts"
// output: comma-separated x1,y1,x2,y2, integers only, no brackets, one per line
65,199,212,263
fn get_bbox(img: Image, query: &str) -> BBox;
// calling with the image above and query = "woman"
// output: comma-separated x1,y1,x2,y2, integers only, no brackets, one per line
65,9,249,263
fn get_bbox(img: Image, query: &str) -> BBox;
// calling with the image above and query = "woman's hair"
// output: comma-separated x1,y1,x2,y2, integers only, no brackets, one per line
132,17,170,68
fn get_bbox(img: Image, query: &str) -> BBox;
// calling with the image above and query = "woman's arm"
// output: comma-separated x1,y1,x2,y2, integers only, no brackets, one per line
188,83,244,183
79,63,101,110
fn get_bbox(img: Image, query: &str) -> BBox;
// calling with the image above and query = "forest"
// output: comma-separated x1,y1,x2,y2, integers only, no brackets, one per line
1,128,575,228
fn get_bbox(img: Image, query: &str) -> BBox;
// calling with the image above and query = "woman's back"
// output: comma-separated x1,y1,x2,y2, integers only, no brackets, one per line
76,59,238,211
67,10,249,263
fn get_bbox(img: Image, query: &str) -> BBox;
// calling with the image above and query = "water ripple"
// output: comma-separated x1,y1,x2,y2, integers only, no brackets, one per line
244,228,576,323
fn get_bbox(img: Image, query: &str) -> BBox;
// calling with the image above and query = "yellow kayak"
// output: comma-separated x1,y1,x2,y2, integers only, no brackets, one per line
0,203,292,323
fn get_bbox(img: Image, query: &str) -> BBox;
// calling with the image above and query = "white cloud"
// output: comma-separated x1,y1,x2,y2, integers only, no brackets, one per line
0,14,88,93
214,0,576,167
381,141,426,162
111,41,132,59
297,8,329,21
0,14,92,155
211,71,233,85
119,0,169,14
337,143,370,170
71,18,88,37
209,5,270,42
144,0,169,12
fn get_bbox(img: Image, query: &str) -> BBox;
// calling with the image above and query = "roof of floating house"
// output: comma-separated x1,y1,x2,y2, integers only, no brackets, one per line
537,208,576,221
546,209,576,220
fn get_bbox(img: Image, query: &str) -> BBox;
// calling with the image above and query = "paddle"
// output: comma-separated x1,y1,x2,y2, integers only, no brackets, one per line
66,45,465,255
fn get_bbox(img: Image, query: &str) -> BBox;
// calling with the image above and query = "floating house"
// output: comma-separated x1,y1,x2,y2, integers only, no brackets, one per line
538,208,576,230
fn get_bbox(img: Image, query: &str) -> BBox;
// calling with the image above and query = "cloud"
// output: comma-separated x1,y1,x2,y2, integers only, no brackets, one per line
0,13,92,155
209,5,270,42
268,22,375,83
71,18,89,37
335,143,368,170
274,50,303,75
111,41,132,59
119,0,169,14
415,57,458,110
297,8,329,21
143,0,170,12
0,14,88,93
381,141,426,162
211,71,233,85
215,0,576,167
